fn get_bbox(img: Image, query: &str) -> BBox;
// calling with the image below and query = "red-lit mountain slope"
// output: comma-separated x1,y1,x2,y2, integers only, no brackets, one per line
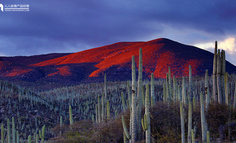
0,38,235,87
31,38,235,79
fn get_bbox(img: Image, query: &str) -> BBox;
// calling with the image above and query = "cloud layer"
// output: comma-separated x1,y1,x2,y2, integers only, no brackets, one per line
0,0,235,64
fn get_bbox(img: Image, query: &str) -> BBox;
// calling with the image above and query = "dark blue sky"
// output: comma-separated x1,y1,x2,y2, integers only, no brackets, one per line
0,0,235,65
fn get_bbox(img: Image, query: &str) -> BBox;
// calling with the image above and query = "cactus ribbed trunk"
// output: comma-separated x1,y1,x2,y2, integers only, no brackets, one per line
180,101,185,143
187,102,192,143
221,50,226,103
151,73,155,105
234,80,236,108
173,75,176,102
189,65,192,102
69,105,73,125
168,67,172,99
191,129,195,143
104,74,107,120
224,73,229,105
137,48,143,141
205,70,210,109
145,84,151,143
107,100,110,120
98,95,101,123
182,77,186,104
200,92,207,142
217,50,222,104
12,117,15,143
212,41,217,102
131,55,137,143
7,119,10,143
101,93,104,121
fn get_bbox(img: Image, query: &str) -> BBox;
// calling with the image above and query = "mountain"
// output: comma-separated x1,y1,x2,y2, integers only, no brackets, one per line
0,38,235,89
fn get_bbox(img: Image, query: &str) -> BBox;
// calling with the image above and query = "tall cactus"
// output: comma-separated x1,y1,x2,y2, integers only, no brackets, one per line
187,101,192,143
151,73,155,105
212,41,217,102
122,115,131,140
224,72,229,105
189,65,193,102
12,117,15,143
137,48,143,141
104,74,107,120
205,70,210,109
234,80,236,109
200,92,207,142
69,105,73,125
182,77,186,104
131,55,137,143
180,101,185,143
7,119,10,143
217,50,222,103
98,95,101,123
107,100,110,120
144,84,150,143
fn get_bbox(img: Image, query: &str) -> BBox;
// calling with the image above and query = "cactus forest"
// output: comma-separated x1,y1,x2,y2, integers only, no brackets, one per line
0,41,236,143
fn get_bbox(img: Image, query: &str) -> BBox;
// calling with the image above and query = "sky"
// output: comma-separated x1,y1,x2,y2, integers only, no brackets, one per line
0,0,235,65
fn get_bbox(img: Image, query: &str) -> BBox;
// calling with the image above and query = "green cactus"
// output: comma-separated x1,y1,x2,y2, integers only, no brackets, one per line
107,100,110,120
205,70,210,109
101,93,104,121
207,131,210,143
189,65,192,102
122,115,131,140
141,114,147,131
137,48,143,141
28,135,31,143
217,50,222,103
180,101,185,143
7,119,10,143
69,105,73,125
191,129,195,143
36,134,39,143
182,77,186,104
151,73,155,105
12,117,15,143
131,55,137,142
187,102,192,143
145,84,151,143
41,125,45,143
200,92,207,142
213,41,217,102
98,95,101,123
224,72,229,105
121,92,126,112
104,73,107,119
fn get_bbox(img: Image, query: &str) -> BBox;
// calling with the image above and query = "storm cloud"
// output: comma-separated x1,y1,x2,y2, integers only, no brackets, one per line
0,0,235,64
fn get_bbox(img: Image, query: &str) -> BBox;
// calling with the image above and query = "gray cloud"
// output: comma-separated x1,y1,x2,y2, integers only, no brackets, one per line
0,0,235,64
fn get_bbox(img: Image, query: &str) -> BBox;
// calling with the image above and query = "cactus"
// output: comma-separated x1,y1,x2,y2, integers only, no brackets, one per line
189,65,192,102
217,50,222,103
212,41,217,102
234,80,236,108
180,101,185,143
101,93,104,121
145,84,150,143
207,131,210,143
191,129,195,143
12,117,15,143
98,95,101,123
182,77,186,104
137,48,143,141
107,100,110,120
28,135,31,143
187,102,192,143
141,114,147,131
104,73,107,119
122,115,131,140
7,119,10,143
36,134,39,143
200,92,207,142
151,73,155,105
121,92,126,112
69,105,73,125
224,72,229,105
16,131,19,143
205,70,210,109
131,55,137,142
